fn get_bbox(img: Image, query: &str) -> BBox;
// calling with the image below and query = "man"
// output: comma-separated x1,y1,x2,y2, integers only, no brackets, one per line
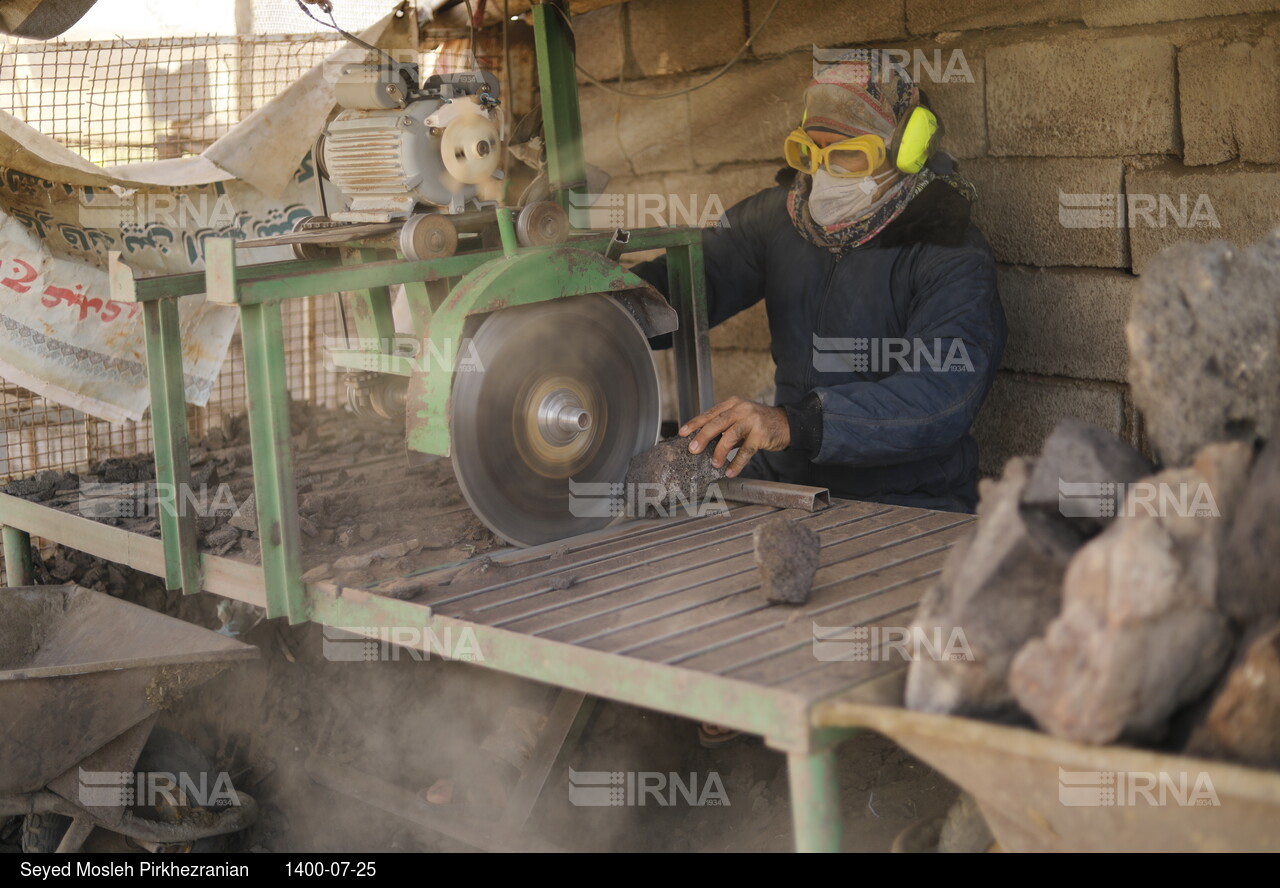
635,54,1006,515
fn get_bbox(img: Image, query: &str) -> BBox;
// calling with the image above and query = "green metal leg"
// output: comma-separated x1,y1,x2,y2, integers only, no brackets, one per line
499,690,596,832
788,748,842,853
2,525,32,586
533,0,587,208
143,298,202,595
239,300,306,623
343,248,396,348
665,242,715,422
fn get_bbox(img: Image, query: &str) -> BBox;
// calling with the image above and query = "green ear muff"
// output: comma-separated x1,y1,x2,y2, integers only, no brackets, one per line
894,106,939,174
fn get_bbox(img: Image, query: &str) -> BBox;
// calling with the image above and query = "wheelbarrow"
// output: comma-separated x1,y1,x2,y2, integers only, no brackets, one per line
0,584,259,852
814,699,1280,852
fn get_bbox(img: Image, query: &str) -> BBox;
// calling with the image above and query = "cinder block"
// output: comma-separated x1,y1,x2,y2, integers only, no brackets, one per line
1179,37,1280,166
986,36,1176,157
712,348,777,405
907,0,1082,34
748,0,904,56
1082,0,1280,27
689,53,814,166
997,266,1134,383
964,156,1127,268
578,84,627,176
972,373,1128,477
617,85,694,175
663,163,782,215
579,80,694,177
574,4,624,84
926,53,986,159
1126,163,1280,273
628,0,745,76
711,301,772,351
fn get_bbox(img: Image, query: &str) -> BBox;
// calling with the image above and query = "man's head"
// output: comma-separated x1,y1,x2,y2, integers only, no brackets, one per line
784,52,938,227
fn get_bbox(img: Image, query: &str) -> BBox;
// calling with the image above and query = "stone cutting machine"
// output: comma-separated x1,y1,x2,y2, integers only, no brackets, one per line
246,1,711,547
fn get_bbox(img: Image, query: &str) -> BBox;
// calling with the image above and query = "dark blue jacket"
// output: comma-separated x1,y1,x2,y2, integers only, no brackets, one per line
634,175,1006,513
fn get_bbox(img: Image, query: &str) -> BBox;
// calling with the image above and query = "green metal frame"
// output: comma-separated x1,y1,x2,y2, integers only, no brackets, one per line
0,1,858,850
13,231,860,850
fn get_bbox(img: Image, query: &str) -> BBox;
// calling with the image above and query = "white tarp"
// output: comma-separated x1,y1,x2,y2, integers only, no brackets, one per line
0,6,414,422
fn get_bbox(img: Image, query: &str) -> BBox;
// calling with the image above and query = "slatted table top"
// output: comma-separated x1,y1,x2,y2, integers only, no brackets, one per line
0,486,975,748
378,499,974,709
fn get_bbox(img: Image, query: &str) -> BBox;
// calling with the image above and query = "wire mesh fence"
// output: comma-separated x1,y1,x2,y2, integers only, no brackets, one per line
0,15,504,484
0,295,346,481
0,29,363,482
0,32,346,166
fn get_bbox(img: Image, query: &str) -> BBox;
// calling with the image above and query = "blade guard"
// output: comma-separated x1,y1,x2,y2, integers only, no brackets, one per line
406,247,676,457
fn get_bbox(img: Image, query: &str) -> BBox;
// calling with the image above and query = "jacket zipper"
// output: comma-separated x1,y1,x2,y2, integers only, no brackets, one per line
809,255,841,392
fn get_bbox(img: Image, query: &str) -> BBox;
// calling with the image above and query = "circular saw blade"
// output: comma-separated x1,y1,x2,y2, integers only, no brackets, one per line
450,295,660,547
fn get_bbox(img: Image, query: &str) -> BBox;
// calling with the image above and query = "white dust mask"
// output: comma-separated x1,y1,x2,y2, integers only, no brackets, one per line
808,168,899,227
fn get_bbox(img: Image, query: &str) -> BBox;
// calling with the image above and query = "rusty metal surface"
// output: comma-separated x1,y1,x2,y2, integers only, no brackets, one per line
238,221,402,250
813,701,1280,852
0,584,257,794
369,499,972,708
719,479,832,512
2,490,971,752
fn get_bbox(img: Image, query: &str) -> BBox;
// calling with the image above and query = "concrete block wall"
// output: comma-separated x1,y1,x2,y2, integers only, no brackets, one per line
566,0,1280,472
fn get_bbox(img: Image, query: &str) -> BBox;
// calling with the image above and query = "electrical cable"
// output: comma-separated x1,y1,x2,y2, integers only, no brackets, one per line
292,0,400,68
461,0,480,68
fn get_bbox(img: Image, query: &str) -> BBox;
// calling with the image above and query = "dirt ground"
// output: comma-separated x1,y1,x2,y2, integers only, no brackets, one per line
0,610,959,853
0,405,961,853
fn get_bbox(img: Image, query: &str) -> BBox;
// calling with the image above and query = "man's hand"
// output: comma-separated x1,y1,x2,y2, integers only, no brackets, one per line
678,397,791,478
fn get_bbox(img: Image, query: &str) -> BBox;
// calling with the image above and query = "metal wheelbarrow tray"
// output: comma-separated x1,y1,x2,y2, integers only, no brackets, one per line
0,585,259,848
814,700,1280,852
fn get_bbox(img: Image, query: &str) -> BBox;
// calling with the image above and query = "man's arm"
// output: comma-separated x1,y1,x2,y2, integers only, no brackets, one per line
630,186,783,339
683,240,1005,477
788,243,1007,467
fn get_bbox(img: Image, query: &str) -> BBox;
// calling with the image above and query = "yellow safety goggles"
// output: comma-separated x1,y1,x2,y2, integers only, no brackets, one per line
783,129,887,178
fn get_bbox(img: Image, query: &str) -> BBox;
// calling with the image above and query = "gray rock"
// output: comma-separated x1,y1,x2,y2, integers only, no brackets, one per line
1009,442,1252,744
752,517,820,605
229,492,257,532
375,576,431,600
203,524,240,552
369,539,419,561
301,564,333,584
625,436,725,519
1021,417,1154,534
1128,231,1280,466
905,458,1079,719
189,461,220,490
333,552,373,572
1218,439,1280,622
937,793,994,854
